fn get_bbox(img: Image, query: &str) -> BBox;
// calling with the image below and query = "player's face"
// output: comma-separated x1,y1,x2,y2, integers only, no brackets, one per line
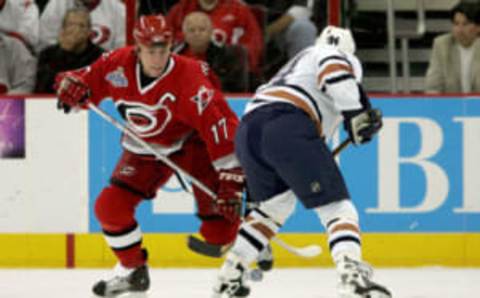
137,42,171,77
452,12,479,47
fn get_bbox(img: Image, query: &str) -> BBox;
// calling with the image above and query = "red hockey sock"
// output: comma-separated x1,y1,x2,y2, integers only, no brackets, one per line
95,185,146,268
200,217,240,245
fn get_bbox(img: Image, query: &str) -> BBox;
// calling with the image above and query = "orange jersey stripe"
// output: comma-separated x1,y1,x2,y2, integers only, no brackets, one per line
262,90,323,136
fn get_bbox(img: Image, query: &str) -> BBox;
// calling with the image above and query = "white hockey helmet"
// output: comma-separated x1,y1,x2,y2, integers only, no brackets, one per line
316,26,356,55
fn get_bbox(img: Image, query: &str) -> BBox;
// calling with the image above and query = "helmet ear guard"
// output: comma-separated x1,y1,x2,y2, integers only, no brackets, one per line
133,14,173,46
316,26,356,55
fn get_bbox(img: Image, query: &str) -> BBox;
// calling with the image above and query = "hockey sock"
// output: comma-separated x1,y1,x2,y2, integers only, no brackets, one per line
199,216,240,245
95,185,145,268
103,223,146,268
230,208,281,265
316,199,362,263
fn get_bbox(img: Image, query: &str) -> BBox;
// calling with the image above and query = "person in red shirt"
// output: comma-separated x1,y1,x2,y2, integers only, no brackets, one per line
55,14,244,297
167,0,263,75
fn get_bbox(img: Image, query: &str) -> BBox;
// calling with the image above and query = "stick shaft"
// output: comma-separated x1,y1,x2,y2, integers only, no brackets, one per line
332,138,351,156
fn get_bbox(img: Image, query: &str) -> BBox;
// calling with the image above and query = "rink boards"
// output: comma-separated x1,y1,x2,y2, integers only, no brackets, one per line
0,95,479,267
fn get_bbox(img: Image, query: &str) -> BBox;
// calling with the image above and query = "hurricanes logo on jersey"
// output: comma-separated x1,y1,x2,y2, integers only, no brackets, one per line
90,25,112,46
116,93,176,137
191,85,213,115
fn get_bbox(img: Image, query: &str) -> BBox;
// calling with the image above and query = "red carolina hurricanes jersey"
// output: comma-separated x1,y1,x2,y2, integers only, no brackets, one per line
78,46,240,169
167,0,263,73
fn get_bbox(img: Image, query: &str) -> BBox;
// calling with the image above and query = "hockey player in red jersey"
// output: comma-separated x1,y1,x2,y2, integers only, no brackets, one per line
55,14,244,297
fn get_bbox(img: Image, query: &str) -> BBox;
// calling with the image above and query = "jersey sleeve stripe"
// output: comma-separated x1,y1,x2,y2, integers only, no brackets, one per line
325,73,355,85
318,55,352,68
317,63,354,85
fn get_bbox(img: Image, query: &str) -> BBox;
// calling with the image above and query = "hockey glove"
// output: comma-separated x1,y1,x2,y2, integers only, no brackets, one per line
215,168,245,222
343,108,382,145
55,72,90,114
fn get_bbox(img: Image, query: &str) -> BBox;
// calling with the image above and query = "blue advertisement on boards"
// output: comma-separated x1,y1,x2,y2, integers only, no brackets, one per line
88,97,480,233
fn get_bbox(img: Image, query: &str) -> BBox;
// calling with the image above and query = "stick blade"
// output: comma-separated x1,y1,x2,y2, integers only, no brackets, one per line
295,245,322,258
187,235,230,258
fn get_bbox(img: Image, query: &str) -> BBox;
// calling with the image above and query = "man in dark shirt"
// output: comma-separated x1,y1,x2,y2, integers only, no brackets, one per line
173,11,249,92
35,7,103,93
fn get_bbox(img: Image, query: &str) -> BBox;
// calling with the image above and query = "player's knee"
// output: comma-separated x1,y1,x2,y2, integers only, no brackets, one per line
315,199,359,228
257,190,296,225
199,217,240,245
95,185,142,230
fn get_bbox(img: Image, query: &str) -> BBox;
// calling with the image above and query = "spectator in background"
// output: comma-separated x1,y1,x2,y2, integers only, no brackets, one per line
0,0,39,51
245,0,317,78
426,2,480,93
174,11,249,92
35,7,103,93
248,0,317,57
0,33,37,94
39,0,125,51
167,0,263,77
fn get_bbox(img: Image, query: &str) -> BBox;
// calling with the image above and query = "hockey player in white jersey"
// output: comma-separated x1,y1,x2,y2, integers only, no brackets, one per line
211,26,391,298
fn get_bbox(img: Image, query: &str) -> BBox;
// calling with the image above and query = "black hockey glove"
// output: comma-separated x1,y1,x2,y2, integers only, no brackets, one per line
342,108,382,145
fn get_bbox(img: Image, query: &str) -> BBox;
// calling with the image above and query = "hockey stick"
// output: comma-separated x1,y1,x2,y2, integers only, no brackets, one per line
89,104,350,259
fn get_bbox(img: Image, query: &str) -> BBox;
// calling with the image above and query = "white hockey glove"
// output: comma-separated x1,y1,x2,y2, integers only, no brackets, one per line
343,108,382,145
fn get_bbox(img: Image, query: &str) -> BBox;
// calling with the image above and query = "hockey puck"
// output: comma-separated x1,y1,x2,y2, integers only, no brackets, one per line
249,268,263,282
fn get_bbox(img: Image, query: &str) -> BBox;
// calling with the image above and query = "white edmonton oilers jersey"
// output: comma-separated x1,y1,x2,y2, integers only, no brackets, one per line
245,45,365,139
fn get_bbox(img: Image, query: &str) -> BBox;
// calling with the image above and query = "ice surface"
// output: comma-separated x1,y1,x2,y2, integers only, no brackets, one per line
0,267,478,298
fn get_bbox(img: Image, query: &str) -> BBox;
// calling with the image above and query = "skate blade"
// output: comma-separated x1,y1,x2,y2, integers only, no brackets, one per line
92,292,149,298
366,290,392,298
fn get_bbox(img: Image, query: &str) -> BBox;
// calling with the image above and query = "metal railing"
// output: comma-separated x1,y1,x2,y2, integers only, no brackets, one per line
386,0,426,93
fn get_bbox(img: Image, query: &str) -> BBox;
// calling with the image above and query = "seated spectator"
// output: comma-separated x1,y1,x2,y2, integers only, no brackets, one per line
39,0,125,51
35,7,103,93
173,11,248,92
248,0,317,57
426,2,480,93
0,0,39,51
245,0,317,78
167,0,263,77
0,33,37,94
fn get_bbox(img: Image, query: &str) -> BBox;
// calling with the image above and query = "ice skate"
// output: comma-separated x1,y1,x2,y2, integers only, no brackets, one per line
92,263,150,297
247,244,274,282
256,244,274,271
212,254,250,298
337,256,391,298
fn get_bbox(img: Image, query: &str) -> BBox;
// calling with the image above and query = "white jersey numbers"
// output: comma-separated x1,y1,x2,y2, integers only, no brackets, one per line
211,117,228,144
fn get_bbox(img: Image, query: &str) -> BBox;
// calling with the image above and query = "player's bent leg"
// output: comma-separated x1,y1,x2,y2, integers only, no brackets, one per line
212,190,296,297
315,199,391,298
93,185,150,297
